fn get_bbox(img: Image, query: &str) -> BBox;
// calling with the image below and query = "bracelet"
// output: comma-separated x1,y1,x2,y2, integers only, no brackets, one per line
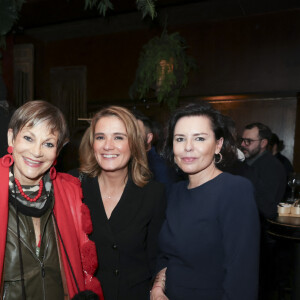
152,276,166,292
154,274,166,283
151,268,167,293
152,285,164,289
150,285,164,293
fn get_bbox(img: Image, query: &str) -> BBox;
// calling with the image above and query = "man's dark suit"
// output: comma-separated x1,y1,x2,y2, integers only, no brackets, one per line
246,151,286,300
248,151,286,219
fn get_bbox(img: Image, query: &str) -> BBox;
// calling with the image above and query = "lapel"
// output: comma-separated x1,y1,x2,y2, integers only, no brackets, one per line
107,179,146,234
83,176,108,225
83,176,147,235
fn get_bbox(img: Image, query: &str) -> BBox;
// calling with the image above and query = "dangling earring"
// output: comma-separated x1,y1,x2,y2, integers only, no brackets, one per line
215,152,223,164
50,159,57,180
1,146,14,167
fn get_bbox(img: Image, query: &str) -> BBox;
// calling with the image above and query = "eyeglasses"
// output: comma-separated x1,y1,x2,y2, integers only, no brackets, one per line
239,138,262,146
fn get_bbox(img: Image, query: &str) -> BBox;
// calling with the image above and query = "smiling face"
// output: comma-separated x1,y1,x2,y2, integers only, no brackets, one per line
93,116,131,174
173,115,223,179
8,122,58,185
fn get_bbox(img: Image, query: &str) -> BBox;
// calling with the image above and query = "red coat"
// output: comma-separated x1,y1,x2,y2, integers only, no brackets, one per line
0,158,104,299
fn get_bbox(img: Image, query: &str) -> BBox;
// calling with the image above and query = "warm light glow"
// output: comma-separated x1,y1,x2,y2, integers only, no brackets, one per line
203,94,249,102
156,58,174,90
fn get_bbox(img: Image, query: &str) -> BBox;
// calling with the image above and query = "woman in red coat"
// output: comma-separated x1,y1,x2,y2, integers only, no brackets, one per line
0,100,103,300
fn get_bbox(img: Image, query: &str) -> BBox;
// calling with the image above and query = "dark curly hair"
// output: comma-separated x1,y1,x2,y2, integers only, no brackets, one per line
245,122,272,143
163,102,238,170
269,133,284,152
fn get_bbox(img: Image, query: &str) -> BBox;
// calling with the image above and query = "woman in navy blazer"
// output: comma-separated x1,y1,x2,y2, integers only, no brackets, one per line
151,103,260,300
78,106,166,300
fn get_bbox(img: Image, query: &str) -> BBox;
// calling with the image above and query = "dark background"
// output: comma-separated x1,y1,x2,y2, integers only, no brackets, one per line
2,0,300,170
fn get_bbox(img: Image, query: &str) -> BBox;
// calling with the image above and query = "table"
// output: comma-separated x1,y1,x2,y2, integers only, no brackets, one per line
267,216,300,300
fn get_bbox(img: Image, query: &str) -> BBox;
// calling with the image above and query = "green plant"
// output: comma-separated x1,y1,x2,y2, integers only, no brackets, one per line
85,0,157,19
0,0,25,48
130,30,196,110
0,0,156,48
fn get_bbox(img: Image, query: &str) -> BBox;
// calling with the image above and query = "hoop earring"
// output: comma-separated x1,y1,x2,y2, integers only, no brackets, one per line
50,159,57,180
50,166,57,180
1,146,14,167
215,152,222,164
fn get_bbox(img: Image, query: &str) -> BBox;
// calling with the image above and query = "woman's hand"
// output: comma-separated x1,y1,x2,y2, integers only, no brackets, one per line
150,268,168,300
150,286,169,300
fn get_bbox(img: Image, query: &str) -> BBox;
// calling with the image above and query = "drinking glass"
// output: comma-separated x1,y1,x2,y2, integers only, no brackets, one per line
287,173,300,203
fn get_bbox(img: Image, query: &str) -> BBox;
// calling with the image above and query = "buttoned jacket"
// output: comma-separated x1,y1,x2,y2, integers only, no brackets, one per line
81,176,166,300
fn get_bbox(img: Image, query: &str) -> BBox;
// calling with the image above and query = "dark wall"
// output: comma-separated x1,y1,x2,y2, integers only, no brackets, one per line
16,9,300,103
294,97,300,172
210,96,297,165
1,35,14,104
12,8,300,170
178,10,300,96
40,29,161,103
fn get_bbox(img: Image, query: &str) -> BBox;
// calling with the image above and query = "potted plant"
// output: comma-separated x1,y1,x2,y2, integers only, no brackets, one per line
130,29,196,110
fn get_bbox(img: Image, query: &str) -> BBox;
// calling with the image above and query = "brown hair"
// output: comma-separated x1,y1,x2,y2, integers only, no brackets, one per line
9,100,69,153
79,106,151,187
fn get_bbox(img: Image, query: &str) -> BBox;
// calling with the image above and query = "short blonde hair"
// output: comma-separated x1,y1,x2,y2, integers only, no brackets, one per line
79,106,151,187
9,100,69,153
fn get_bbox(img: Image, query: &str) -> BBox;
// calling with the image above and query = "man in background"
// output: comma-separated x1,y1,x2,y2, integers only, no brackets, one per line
241,122,286,218
241,122,286,300
133,110,181,191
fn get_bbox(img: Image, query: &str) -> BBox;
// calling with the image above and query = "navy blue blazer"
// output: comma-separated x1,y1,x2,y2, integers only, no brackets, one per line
157,173,260,300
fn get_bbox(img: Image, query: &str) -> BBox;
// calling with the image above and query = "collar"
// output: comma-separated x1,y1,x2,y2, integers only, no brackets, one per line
245,150,266,166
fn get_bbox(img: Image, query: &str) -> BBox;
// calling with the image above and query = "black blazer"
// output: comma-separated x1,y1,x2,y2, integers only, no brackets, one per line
81,176,166,300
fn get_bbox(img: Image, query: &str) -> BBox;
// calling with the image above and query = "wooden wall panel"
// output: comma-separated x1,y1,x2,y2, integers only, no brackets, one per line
50,66,87,132
15,9,300,106
209,97,297,165
12,6,300,169
293,97,300,172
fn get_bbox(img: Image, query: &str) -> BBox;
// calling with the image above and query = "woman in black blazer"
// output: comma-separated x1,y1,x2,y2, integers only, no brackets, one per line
78,106,166,300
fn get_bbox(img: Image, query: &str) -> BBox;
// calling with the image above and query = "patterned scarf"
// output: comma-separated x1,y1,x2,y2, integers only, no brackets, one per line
9,168,53,217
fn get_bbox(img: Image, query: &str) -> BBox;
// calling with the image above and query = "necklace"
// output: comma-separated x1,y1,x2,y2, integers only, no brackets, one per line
101,183,127,200
15,178,44,202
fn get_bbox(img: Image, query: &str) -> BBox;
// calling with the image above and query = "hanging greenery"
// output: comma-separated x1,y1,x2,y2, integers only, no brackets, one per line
0,0,156,47
130,29,196,110
0,0,25,48
84,0,114,16
85,0,157,19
